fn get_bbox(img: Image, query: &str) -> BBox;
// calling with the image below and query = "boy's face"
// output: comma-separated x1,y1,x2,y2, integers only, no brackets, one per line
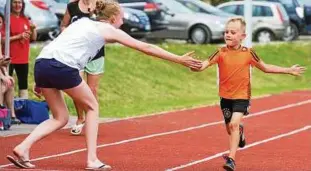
224,21,246,47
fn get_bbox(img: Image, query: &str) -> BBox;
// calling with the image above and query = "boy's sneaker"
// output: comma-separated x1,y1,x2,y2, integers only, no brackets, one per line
223,155,236,171
238,124,246,148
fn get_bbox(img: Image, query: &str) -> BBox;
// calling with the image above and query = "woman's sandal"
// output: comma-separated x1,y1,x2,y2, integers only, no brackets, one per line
6,151,35,169
85,164,112,171
70,122,85,135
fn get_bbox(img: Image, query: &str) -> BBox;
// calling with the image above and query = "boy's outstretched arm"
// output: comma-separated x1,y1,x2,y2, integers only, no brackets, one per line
253,60,306,76
250,49,306,76
191,50,220,72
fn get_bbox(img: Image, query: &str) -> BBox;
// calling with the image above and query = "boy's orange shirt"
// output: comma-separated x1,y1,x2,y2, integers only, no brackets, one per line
208,46,261,100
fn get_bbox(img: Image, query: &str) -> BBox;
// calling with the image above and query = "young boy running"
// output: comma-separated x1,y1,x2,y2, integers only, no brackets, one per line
192,17,305,171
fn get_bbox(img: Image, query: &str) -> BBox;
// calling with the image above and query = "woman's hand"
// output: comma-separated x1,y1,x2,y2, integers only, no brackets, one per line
178,51,202,70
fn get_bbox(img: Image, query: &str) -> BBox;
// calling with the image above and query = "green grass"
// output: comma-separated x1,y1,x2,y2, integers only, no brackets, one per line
28,42,311,118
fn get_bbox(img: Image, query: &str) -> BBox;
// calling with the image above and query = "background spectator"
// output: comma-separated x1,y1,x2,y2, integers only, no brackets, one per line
1,0,37,99
0,12,21,125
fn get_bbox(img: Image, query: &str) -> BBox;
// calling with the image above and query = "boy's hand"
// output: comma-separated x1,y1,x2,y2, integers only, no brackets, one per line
191,60,209,72
288,64,306,76
179,51,202,70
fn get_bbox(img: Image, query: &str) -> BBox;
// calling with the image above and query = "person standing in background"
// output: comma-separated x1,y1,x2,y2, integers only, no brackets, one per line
0,12,21,125
61,0,105,135
2,0,37,99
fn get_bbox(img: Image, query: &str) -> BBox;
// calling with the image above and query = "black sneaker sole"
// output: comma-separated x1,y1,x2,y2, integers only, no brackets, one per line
223,165,234,171
239,138,246,148
238,125,246,148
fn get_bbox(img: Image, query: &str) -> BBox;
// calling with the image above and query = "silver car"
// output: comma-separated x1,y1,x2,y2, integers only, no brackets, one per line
148,0,226,44
177,0,235,18
217,1,290,42
24,0,59,39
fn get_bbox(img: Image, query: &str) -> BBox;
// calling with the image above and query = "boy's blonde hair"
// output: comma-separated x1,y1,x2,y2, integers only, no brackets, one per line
226,17,246,32
94,0,121,20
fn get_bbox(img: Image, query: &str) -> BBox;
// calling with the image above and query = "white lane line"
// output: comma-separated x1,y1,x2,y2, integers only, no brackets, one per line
1,100,310,168
166,125,311,171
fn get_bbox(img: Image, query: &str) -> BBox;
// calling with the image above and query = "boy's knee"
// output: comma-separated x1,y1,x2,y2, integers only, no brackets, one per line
229,122,239,131
225,126,231,135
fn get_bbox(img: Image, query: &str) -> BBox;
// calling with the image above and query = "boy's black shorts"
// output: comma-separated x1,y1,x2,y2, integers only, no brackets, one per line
220,97,250,124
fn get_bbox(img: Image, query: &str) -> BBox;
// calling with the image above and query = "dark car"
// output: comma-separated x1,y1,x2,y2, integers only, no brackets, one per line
118,0,169,31
121,7,151,38
297,0,311,33
257,0,311,39
45,0,151,39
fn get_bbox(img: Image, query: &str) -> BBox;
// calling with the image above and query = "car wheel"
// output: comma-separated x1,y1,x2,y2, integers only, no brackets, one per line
190,25,211,44
255,30,275,43
283,23,299,41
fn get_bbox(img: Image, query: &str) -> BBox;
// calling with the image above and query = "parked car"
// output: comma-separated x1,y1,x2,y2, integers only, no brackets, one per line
118,0,169,31
24,0,59,40
256,0,311,38
176,0,235,17
217,1,290,42
147,0,226,44
298,0,311,33
121,7,151,38
0,1,5,14
298,0,311,6
0,0,59,40
43,0,151,39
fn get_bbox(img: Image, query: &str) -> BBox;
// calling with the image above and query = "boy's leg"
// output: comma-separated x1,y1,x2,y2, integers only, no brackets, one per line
223,112,243,171
222,99,249,171
228,112,244,160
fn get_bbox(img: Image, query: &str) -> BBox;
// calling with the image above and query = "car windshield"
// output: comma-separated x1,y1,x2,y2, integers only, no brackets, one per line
190,0,230,16
278,0,297,13
297,0,311,6
155,0,193,14
55,0,69,3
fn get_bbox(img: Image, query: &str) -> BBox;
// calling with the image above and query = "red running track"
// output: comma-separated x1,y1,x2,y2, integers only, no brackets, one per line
0,90,310,170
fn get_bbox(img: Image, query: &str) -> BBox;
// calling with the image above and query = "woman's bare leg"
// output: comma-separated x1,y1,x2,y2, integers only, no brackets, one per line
73,71,86,125
86,73,102,100
13,88,69,161
64,81,102,167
